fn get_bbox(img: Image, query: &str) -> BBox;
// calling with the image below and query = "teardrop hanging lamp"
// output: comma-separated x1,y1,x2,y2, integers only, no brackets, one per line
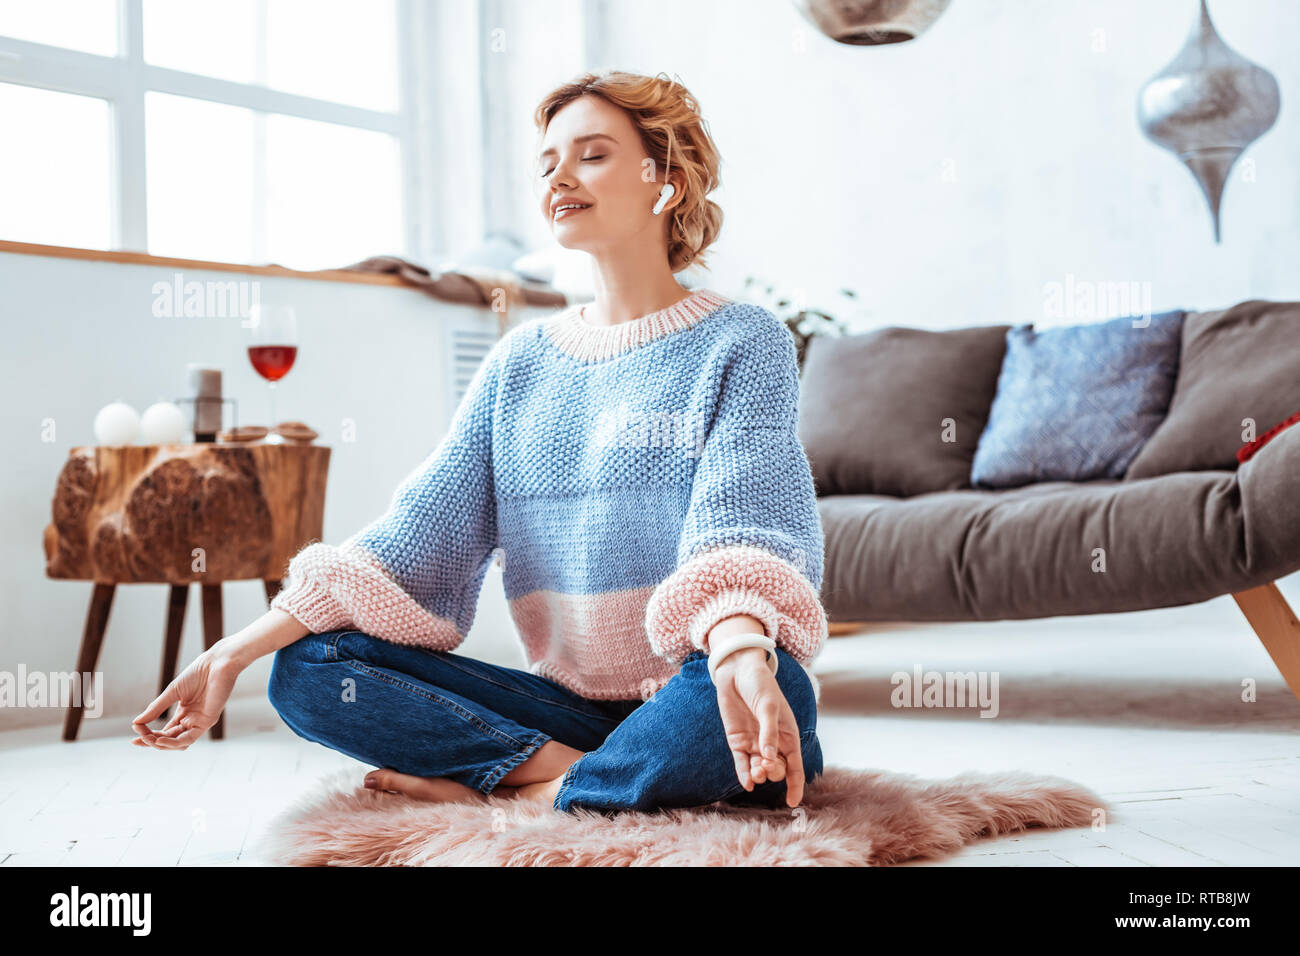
1136,0,1280,243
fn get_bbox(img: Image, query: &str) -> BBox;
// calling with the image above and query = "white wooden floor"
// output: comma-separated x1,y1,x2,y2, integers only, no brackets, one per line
3,586,1298,866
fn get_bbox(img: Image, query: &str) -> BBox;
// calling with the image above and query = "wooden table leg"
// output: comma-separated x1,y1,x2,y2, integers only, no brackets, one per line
200,583,225,740
264,578,282,605
63,582,115,742
1233,581,1300,703
158,584,189,722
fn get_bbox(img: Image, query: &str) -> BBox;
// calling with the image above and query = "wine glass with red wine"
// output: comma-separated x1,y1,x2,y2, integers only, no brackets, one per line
246,304,298,443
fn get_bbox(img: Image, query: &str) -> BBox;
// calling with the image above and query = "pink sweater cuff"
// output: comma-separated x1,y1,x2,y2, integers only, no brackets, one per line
270,570,355,634
269,541,465,650
690,588,782,655
645,543,827,666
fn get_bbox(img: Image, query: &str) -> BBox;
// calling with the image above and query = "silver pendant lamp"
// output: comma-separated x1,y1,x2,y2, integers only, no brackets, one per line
791,0,952,46
1136,0,1280,243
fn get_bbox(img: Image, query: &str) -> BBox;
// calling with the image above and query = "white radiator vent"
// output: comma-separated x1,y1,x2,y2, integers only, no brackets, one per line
441,317,500,424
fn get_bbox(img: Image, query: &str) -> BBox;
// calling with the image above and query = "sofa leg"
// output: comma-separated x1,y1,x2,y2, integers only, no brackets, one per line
1232,581,1300,702
828,621,869,636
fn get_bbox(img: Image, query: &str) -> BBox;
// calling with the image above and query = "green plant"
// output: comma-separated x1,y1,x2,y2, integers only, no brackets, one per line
741,276,855,371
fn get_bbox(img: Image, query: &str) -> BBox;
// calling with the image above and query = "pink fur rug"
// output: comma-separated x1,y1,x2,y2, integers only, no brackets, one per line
254,766,1106,866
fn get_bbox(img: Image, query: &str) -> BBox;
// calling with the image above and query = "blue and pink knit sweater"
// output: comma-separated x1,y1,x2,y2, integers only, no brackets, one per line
270,287,828,700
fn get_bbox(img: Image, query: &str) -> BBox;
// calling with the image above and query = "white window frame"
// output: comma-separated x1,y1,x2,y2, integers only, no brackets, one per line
0,0,421,260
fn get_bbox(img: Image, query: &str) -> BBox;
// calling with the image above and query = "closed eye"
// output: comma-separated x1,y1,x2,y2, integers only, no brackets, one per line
539,155,605,178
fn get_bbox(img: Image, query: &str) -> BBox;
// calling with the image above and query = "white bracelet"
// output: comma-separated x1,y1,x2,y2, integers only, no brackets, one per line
706,632,778,683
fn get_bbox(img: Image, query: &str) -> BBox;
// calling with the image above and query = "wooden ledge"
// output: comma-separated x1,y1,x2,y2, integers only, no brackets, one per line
0,239,406,287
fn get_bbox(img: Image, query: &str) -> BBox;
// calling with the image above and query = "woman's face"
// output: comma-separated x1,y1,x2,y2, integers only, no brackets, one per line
535,94,676,256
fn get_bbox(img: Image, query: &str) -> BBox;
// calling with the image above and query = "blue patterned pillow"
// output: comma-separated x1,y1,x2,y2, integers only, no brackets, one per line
970,310,1186,488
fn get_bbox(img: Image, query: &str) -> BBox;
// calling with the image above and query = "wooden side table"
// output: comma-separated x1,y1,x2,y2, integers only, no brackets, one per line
43,442,330,741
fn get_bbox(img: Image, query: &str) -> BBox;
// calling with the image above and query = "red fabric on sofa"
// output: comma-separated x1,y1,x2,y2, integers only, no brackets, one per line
1238,409,1300,464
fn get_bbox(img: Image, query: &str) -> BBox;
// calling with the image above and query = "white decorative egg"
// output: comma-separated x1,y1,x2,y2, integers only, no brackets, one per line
93,401,140,445
138,401,188,444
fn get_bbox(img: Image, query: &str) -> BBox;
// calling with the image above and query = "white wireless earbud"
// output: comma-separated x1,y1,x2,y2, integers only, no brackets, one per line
652,182,675,216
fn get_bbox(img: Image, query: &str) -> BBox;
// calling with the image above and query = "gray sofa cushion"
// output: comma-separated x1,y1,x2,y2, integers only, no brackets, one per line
797,324,1010,497
1125,300,1300,479
818,421,1300,622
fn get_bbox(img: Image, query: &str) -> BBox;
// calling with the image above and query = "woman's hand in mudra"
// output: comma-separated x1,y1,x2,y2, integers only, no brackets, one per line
712,645,805,807
131,649,239,750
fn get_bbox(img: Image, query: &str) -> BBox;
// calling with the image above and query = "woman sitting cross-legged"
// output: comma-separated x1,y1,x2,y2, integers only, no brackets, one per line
131,69,829,816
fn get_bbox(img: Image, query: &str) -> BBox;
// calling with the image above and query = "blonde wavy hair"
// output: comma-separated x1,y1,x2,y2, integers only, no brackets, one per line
534,70,724,274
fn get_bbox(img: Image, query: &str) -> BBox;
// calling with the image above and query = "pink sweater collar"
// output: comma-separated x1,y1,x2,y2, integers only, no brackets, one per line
543,288,732,361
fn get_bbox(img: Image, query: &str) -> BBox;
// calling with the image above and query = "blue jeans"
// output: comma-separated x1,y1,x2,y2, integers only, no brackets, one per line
266,629,824,814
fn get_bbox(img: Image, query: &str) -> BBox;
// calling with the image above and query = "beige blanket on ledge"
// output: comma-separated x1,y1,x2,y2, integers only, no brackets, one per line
342,254,569,337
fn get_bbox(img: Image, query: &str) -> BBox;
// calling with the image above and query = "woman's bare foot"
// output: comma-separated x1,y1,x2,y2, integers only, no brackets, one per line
363,769,487,804
502,773,566,806
362,743,583,808
499,740,583,787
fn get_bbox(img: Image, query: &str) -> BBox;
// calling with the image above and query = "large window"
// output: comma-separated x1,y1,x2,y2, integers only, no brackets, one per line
0,0,409,270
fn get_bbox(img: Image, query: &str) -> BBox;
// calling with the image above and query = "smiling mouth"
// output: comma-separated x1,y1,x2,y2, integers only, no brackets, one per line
554,204,592,221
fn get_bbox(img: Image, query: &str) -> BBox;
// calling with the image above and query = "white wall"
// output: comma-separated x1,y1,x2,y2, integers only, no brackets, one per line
0,250,544,731
514,0,1298,325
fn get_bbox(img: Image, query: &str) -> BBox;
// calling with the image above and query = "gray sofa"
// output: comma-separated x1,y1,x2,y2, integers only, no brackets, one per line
797,299,1300,701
